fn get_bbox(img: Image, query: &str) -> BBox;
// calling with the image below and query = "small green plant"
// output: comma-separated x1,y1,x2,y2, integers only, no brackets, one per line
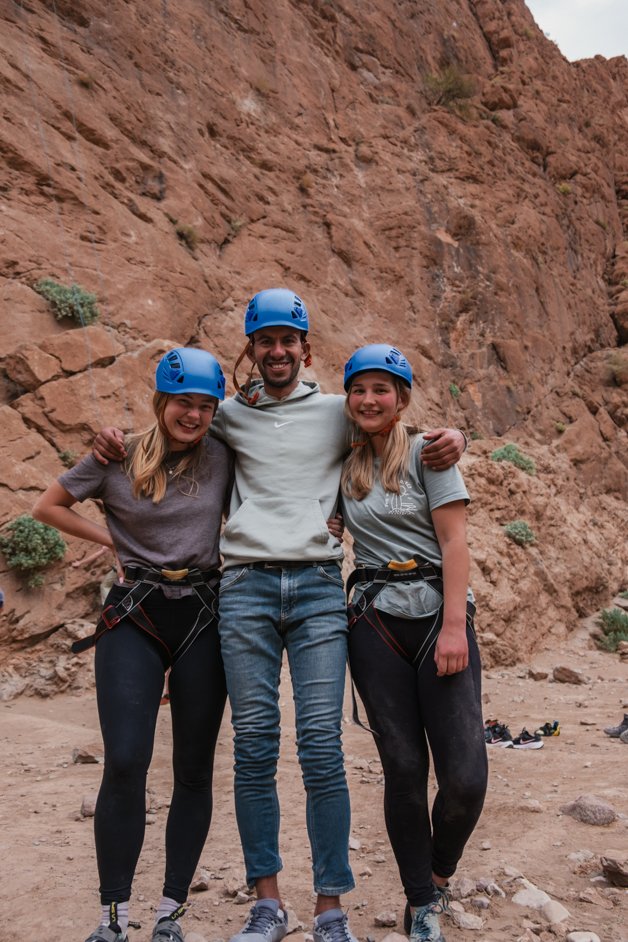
619,590,628,599
594,607,628,652
59,450,78,468
34,279,99,325
449,382,461,399
491,443,536,475
425,65,475,108
555,421,566,433
556,182,571,196
175,224,198,252
470,431,482,441
503,520,536,546
620,279,628,289
0,514,66,587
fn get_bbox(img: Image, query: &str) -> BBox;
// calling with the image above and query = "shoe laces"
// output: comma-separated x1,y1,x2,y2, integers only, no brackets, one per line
316,913,353,942
245,904,283,936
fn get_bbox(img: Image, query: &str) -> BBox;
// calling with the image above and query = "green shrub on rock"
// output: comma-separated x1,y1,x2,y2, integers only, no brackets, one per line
503,520,536,547
491,443,536,475
34,278,99,325
0,514,66,587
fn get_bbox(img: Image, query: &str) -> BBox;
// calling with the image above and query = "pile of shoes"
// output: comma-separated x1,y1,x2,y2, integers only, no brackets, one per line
484,718,560,750
603,713,628,743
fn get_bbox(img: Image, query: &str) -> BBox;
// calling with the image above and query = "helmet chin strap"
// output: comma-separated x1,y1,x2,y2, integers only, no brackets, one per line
350,413,400,449
232,342,261,406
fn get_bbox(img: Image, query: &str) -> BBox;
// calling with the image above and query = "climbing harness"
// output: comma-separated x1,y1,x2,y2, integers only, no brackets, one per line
72,566,221,664
347,557,444,733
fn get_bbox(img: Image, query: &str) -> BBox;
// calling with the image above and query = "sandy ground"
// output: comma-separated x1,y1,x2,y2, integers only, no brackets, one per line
2,619,627,942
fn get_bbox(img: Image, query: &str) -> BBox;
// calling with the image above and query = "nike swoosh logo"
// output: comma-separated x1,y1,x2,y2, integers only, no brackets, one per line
274,421,294,428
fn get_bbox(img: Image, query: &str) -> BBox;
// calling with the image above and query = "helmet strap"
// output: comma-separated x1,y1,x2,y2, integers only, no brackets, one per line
350,413,400,449
232,342,260,406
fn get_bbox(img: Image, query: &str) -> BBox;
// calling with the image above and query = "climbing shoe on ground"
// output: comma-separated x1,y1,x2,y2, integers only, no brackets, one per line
535,720,560,737
512,728,544,750
228,900,288,942
313,909,357,942
603,714,628,738
485,723,514,747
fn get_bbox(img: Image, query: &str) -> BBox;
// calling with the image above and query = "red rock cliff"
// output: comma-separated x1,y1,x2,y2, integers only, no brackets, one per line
0,0,626,696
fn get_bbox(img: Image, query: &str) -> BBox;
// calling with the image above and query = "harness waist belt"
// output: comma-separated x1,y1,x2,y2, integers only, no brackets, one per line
123,565,220,585
347,560,441,595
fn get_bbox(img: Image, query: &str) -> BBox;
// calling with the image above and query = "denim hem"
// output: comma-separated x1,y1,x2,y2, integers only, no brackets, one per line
313,879,356,896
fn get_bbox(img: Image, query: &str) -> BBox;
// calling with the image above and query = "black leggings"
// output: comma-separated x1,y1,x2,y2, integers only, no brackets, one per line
348,604,487,907
93,590,227,904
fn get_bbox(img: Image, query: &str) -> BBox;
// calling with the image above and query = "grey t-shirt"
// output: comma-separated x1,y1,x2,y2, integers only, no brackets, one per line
341,435,472,617
59,437,233,572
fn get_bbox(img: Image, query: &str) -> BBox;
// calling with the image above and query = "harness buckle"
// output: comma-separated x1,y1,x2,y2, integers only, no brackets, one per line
101,605,121,630
387,559,418,572
160,567,189,581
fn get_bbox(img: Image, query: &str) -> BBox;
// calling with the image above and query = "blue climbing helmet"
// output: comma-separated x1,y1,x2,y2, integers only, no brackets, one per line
155,348,226,400
343,344,413,391
244,288,309,336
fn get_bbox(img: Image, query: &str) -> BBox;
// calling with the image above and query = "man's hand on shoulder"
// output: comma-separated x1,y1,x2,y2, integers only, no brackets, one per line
94,427,126,465
421,428,466,471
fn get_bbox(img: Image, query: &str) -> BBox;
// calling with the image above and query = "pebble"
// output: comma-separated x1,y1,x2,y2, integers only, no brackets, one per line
71,746,99,764
566,934,601,942
285,908,304,932
512,887,552,909
190,869,210,892
560,795,618,825
480,840,492,850
449,876,477,899
235,891,252,904
349,837,362,851
379,933,406,942
80,793,98,817
470,896,490,910
600,850,628,886
540,899,570,923
374,912,397,927
553,665,588,685
451,910,483,930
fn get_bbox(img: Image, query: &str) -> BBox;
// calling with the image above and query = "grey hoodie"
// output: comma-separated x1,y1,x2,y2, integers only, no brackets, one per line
211,381,349,567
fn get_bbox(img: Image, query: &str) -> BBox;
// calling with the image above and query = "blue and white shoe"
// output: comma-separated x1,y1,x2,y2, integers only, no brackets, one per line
228,900,288,942
313,909,357,942
409,902,446,942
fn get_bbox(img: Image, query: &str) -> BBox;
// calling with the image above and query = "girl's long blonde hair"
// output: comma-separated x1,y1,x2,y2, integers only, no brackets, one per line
124,392,208,503
341,379,417,500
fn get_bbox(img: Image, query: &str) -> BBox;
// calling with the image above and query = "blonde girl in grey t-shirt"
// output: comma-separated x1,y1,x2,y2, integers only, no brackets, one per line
340,345,487,942
33,348,233,942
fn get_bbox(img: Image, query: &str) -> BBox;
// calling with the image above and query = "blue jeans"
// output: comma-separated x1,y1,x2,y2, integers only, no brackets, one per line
218,562,354,896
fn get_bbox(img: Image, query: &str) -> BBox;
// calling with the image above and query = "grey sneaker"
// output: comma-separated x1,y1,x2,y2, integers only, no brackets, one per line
313,909,357,942
409,902,446,942
604,714,628,737
228,900,288,942
619,728,628,744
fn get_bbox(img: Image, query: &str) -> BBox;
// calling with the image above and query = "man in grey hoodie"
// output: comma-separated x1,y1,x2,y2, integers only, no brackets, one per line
93,289,466,942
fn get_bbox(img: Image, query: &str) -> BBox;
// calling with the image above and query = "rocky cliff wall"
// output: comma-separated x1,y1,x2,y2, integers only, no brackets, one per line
0,0,626,697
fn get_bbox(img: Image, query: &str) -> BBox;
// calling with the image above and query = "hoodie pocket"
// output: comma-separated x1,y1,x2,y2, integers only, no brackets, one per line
222,497,334,560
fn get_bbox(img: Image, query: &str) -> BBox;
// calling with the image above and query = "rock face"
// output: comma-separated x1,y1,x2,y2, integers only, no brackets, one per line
0,0,627,696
